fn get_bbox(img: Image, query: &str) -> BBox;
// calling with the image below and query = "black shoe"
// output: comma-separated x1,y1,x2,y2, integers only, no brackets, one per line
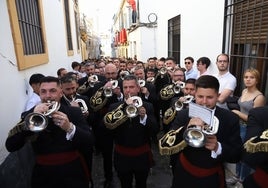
104,180,113,188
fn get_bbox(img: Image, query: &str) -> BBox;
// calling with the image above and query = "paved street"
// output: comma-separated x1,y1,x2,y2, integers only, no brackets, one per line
91,131,243,188
91,132,173,188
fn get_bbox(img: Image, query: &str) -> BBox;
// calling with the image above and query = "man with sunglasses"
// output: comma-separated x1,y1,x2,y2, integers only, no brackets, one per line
184,56,198,80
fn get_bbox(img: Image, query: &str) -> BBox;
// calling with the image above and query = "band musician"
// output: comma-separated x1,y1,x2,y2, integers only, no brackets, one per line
5,76,94,188
159,75,242,188
104,75,158,188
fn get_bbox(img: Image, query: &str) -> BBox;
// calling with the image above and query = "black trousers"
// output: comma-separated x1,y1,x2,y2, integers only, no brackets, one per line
117,169,149,188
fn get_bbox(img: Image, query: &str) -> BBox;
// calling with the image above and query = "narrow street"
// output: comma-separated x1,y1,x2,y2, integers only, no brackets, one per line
91,132,173,188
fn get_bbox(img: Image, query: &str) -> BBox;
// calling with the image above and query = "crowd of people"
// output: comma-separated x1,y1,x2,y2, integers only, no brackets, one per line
5,55,268,188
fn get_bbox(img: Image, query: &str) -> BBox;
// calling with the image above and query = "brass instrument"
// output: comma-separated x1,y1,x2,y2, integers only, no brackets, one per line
125,96,143,118
158,67,167,75
104,80,118,97
77,75,98,94
120,71,130,80
146,77,155,83
173,81,185,94
160,81,185,100
183,116,219,148
88,75,99,87
174,95,194,111
73,98,88,114
24,101,60,132
138,79,146,87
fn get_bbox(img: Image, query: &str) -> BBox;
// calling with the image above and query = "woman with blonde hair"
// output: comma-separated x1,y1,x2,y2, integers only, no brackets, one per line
232,68,266,183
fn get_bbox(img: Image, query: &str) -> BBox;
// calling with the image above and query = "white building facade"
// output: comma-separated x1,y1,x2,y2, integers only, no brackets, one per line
0,0,84,166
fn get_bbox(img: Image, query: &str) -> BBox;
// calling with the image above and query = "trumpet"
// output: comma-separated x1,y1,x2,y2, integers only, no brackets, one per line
77,75,98,94
73,98,88,114
125,96,143,118
24,101,60,132
173,81,185,94
88,75,99,87
120,71,130,80
146,77,155,83
183,116,219,148
138,79,146,87
174,95,194,111
104,80,118,97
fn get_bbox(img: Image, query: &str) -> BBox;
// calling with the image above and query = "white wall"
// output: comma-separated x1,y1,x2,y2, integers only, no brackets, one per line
0,0,82,164
156,0,225,73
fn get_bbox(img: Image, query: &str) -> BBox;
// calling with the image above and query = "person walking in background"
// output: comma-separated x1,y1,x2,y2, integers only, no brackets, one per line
214,53,237,110
231,68,266,182
242,106,268,188
24,73,45,111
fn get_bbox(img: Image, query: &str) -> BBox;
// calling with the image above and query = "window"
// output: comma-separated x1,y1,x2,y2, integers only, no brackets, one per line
73,1,80,52
7,0,48,70
168,15,181,66
224,0,268,98
64,0,73,55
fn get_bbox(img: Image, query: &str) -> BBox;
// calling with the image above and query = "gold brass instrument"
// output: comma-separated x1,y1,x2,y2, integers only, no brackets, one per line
120,71,130,80
24,101,60,132
125,96,143,118
104,80,118,97
183,116,219,148
174,95,194,111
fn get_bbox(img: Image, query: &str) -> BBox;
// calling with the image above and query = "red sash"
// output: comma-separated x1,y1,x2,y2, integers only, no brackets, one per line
36,151,91,181
253,167,268,188
115,143,154,166
180,153,225,188
115,143,150,156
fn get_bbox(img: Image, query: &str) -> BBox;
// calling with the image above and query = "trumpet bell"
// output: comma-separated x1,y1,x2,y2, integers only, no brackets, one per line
174,100,184,111
125,105,138,118
138,79,146,87
183,125,206,148
25,113,48,132
125,96,143,118
104,80,118,97
183,116,219,148
104,87,113,97
120,71,130,80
